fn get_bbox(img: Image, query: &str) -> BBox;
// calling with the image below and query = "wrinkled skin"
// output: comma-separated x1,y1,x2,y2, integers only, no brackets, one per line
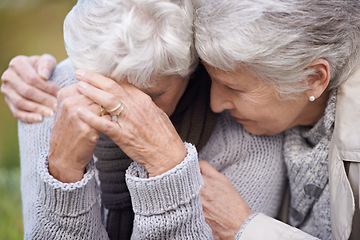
1,54,256,236
48,83,100,183
199,160,253,239
49,70,187,182
1,54,60,122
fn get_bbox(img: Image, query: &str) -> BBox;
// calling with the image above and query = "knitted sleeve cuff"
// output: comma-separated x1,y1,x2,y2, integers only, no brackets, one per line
235,212,260,239
125,142,203,216
37,151,97,217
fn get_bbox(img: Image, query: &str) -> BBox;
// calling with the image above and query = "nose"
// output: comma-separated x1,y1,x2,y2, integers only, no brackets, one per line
210,82,234,113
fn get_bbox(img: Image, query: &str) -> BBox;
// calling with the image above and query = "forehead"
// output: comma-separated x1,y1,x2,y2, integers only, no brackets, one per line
141,76,184,95
205,64,260,87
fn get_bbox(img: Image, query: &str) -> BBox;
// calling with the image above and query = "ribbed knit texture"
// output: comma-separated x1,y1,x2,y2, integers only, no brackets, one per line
200,111,286,217
19,59,286,239
94,63,217,240
18,59,78,238
126,112,286,237
127,144,213,239
283,90,336,240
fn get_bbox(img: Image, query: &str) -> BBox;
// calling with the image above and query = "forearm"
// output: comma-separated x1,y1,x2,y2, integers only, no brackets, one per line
19,118,108,239
17,60,100,237
30,153,108,239
126,143,213,239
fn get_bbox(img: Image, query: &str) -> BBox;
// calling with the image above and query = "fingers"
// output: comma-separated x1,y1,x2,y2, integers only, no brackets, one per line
76,81,123,114
77,107,118,138
1,54,61,123
57,85,100,114
1,69,57,114
57,84,80,102
4,96,43,123
199,160,223,179
4,87,50,121
1,82,54,121
74,70,151,117
75,69,132,95
34,54,60,97
35,54,57,80
10,55,60,97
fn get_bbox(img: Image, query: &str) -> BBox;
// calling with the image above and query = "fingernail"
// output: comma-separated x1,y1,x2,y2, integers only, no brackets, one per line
75,70,86,79
53,103,58,110
34,115,43,122
77,81,89,90
39,68,51,80
44,109,54,118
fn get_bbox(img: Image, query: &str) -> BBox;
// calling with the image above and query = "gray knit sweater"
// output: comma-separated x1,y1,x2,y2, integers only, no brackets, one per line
18,59,286,239
282,90,336,239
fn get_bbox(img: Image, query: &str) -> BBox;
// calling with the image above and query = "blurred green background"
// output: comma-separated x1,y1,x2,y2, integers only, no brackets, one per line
0,0,75,238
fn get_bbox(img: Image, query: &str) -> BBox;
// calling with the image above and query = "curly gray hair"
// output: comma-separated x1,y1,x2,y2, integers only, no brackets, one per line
195,0,360,97
64,0,197,88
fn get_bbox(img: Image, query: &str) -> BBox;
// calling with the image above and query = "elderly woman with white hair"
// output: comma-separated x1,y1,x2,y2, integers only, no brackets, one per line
6,0,359,239
1,0,287,239
193,0,360,239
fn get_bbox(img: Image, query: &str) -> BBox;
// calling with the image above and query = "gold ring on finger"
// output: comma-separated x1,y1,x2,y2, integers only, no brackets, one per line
100,105,107,116
107,102,123,113
111,104,124,122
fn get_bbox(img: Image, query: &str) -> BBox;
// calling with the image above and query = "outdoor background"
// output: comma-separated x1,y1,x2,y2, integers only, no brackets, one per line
0,0,76,238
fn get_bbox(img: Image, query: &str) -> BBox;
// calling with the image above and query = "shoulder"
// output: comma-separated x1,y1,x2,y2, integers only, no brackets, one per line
50,58,78,88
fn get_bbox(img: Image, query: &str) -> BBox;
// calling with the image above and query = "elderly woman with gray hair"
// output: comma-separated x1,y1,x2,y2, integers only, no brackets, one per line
3,0,360,239
193,0,360,239
1,0,287,239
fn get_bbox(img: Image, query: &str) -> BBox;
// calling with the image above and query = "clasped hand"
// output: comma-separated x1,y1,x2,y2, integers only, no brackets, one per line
48,70,186,183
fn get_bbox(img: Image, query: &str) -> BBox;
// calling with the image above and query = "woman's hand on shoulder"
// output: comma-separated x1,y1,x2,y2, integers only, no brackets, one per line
1,54,60,123
199,160,253,240
74,70,187,177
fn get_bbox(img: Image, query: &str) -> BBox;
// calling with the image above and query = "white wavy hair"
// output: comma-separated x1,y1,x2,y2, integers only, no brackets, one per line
64,0,197,88
195,0,360,98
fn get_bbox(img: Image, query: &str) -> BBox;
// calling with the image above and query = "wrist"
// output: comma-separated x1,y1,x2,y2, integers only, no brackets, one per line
147,143,187,177
237,210,253,229
48,156,86,183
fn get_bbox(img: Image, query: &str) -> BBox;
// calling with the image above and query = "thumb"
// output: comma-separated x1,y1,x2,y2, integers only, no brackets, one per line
37,54,57,80
199,160,222,178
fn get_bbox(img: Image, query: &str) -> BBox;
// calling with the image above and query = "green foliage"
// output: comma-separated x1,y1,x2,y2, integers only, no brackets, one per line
0,168,23,240
0,0,76,238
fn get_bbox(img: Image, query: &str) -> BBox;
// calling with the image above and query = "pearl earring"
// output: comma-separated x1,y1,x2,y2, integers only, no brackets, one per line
309,96,315,102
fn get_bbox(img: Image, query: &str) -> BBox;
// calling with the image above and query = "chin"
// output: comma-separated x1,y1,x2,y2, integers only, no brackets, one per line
243,125,279,136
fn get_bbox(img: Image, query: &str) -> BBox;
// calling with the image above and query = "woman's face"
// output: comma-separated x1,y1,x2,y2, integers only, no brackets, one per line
205,64,312,135
142,77,189,116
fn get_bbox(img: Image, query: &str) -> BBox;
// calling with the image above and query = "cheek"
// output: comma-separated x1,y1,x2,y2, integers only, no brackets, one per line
233,100,267,118
249,104,297,134
154,96,178,116
236,99,287,129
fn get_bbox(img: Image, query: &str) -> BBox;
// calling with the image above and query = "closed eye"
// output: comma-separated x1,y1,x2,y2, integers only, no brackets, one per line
148,92,165,100
225,84,244,93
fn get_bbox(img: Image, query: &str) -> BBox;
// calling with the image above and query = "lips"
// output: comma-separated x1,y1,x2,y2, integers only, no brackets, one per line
228,111,250,123
235,118,248,123
231,115,249,123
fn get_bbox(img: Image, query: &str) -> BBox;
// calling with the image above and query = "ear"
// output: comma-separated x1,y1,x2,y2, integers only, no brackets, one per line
305,58,331,99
